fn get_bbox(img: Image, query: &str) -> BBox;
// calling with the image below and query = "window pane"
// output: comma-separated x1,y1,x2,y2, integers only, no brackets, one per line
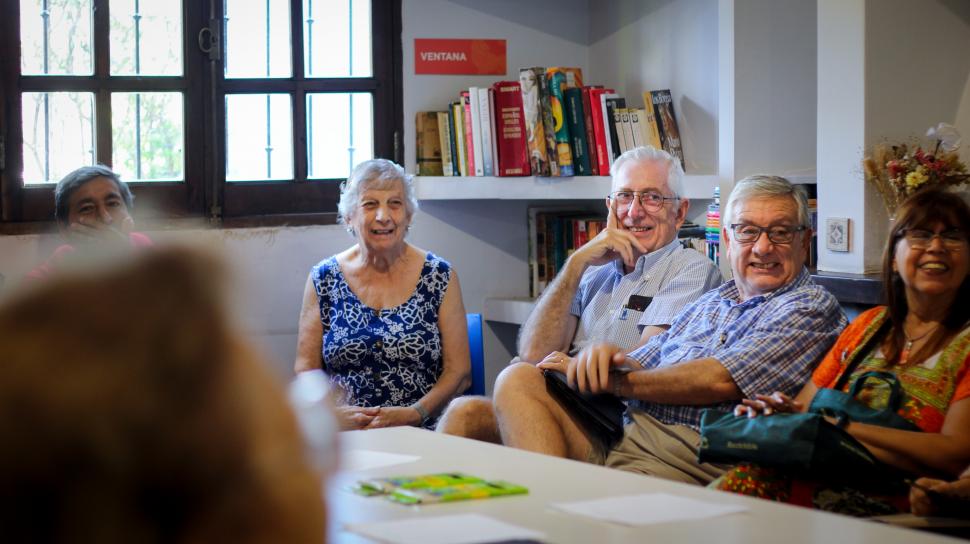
303,0,372,78
20,0,93,75
306,93,373,179
226,94,294,181
109,0,183,76
111,92,185,182
224,0,292,78
21,92,95,185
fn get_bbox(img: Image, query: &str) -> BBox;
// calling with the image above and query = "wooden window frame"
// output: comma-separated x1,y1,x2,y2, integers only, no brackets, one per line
0,0,403,227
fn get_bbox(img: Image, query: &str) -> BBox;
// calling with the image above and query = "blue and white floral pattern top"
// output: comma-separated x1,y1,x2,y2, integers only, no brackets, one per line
312,251,451,427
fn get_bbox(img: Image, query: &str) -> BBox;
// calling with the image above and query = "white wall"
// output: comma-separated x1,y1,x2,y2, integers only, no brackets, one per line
588,0,719,176
817,0,970,274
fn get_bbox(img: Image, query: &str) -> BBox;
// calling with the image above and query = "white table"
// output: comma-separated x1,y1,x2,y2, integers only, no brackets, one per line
330,427,958,543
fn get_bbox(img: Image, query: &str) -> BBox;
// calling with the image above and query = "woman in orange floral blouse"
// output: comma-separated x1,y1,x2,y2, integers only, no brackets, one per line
715,187,970,516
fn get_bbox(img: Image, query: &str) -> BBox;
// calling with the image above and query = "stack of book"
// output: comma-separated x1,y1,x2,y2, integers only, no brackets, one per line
416,68,686,177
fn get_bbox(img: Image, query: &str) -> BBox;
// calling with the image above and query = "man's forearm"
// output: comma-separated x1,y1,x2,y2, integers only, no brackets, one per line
517,257,587,361
615,357,741,405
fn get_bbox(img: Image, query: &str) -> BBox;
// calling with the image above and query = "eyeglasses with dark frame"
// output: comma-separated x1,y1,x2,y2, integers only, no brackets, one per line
608,190,681,212
899,228,967,250
730,223,807,245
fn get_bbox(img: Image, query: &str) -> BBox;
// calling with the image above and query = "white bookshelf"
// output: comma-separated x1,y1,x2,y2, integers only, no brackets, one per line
483,296,537,325
414,174,722,201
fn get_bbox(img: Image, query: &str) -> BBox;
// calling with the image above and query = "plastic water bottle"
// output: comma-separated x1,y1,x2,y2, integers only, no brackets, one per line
705,187,720,265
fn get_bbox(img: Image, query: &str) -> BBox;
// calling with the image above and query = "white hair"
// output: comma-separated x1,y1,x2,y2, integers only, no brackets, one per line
723,175,811,228
337,159,419,234
609,146,685,198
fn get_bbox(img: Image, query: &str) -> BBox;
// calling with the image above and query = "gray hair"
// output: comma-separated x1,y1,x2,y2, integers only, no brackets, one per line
610,146,685,198
54,165,133,226
723,175,811,229
337,159,418,233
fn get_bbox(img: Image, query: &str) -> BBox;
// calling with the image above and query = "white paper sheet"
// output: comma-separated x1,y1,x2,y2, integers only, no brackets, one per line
341,449,420,472
550,492,746,526
344,513,544,544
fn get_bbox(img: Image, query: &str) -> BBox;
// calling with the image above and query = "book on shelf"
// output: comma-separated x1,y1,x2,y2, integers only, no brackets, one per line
620,108,636,153
486,88,500,175
580,86,601,175
545,68,575,177
603,95,626,164
461,91,477,176
451,101,468,176
648,89,686,169
616,108,634,155
528,207,602,297
536,68,560,177
588,87,614,176
468,88,486,176
491,80,530,176
437,111,456,176
474,87,496,177
635,98,663,150
519,67,552,177
629,108,644,148
547,66,584,88
564,87,591,175
415,111,443,176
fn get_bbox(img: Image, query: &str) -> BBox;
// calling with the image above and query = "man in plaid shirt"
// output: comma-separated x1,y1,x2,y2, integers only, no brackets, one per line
494,175,848,485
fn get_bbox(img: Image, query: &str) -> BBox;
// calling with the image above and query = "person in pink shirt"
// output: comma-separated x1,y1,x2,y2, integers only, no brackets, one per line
27,165,152,280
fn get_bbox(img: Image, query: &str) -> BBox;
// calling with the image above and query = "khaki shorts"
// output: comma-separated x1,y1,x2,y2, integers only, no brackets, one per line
587,410,730,486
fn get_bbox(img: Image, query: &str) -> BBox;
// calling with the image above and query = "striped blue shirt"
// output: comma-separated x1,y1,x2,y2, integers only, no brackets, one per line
569,239,722,354
627,268,848,430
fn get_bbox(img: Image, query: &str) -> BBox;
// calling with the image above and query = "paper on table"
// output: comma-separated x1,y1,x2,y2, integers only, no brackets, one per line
344,513,545,544
550,492,746,526
341,449,420,472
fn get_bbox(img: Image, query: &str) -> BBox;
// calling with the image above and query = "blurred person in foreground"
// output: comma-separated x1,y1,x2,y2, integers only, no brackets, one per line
294,158,471,430
0,247,328,542
27,165,152,281
720,188,970,516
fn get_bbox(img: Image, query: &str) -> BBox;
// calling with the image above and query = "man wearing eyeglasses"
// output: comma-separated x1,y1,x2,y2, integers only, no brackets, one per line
437,146,721,441
494,175,847,485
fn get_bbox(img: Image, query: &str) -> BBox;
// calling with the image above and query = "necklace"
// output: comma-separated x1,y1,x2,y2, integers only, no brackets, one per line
901,322,938,363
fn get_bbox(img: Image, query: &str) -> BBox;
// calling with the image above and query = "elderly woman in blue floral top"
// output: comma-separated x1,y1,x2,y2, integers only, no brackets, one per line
294,159,471,430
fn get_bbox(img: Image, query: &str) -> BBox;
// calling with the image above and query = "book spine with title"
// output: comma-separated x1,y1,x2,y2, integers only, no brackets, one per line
564,87,591,175
649,89,686,168
415,111,443,176
491,81,530,176
437,111,456,176
545,68,575,176
519,67,551,176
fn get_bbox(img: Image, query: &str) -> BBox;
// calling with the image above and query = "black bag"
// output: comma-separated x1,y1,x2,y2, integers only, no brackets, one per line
543,369,625,448
697,319,909,482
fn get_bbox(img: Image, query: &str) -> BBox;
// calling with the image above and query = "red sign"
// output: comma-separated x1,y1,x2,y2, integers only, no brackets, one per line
414,39,506,75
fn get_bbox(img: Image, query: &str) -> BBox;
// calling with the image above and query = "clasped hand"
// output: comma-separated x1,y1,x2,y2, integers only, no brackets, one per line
336,405,423,430
733,392,803,418
536,342,631,395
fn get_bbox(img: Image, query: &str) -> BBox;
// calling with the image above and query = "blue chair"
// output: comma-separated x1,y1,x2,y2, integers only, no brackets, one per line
466,313,486,395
